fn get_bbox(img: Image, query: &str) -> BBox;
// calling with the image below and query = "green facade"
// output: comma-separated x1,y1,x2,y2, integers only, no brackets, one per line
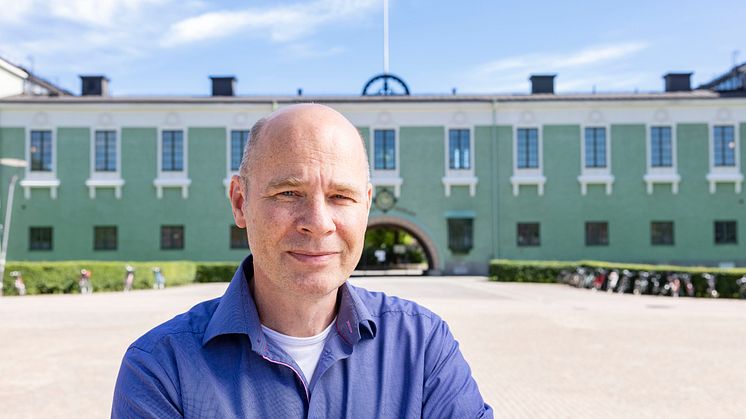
1,98,745,274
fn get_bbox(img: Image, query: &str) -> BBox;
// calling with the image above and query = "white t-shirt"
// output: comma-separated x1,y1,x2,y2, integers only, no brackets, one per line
261,321,335,382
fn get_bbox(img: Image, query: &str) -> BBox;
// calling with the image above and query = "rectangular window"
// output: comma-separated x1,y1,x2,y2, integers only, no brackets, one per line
95,130,117,172
447,218,474,254
374,129,396,170
30,130,53,172
231,130,250,171
651,221,674,245
585,222,608,246
516,128,539,169
230,225,249,249
517,223,540,246
713,125,736,167
161,225,184,250
584,127,607,168
94,226,118,250
650,126,673,167
714,220,737,244
448,129,471,170
161,130,184,171
29,227,53,251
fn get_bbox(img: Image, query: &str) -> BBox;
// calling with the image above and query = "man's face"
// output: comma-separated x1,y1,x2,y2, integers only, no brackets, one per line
231,105,372,299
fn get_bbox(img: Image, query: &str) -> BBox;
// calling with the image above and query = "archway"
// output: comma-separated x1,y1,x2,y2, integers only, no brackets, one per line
356,216,440,275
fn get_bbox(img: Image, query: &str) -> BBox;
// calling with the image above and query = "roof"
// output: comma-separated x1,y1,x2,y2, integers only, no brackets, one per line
699,61,746,91
0,56,73,97
0,89,742,105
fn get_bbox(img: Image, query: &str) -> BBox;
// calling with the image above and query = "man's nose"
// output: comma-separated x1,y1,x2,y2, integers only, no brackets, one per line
297,195,336,235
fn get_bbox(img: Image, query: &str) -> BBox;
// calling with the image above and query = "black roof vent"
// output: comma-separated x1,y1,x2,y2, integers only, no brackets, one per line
80,75,109,96
529,74,556,94
663,73,692,92
210,76,236,96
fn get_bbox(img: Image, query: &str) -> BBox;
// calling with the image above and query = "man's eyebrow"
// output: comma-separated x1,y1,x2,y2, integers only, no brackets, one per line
266,177,305,190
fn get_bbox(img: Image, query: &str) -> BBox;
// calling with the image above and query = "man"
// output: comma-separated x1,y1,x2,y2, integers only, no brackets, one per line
112,104,492,418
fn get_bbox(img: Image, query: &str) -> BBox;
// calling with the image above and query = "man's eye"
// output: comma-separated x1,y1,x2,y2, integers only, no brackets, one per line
279,191,297,197
333,194,353,201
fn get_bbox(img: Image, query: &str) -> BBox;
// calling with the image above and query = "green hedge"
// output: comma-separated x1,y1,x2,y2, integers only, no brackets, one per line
490,259,746,298
195,262,238,283
1,261,202,295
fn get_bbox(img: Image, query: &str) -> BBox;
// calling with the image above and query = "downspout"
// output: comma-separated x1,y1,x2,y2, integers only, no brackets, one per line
490,99,499,262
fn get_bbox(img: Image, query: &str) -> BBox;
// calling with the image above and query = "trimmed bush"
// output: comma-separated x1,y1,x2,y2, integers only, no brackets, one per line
1,261,197,295
489,259,746,299
195,262,238,283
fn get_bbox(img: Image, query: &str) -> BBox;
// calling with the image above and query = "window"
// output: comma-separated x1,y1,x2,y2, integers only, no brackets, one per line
231,130,250,171
94,226,117,250
650,127,673,167
713,125,736,167
584,127,606,168
714,221,737,244
516,128,539,169
651,221,674,245
448,129,471,170
161,225,184,250
447,218,473,254
374,129,396,170
585,222,608,246
95,130,117,172
161,130,184,171
230,225,249,249
29,227,53,250
30,130,52,172
517,223,540,246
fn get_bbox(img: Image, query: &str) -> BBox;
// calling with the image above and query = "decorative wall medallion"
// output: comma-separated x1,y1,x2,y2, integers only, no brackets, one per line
519,111,535,124
32,112,49,125
164,112,181,126
233,113,249,126
716,108,732,122
376,111,393,125
374,188,397,213
98,113,113,126
653,109,670,123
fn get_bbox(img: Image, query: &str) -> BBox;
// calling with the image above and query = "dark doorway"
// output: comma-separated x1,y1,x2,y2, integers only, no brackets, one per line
356,224,432,275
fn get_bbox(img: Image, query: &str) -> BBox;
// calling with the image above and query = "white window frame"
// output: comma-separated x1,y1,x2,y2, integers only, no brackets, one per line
442,126,478,197
510,126,546,196
643,124,680,194
20,127,60,199
706,123,743,193
224,127,252,196
86,127,124,199
369,126,403,197
154,127,191,199
578,125,614,195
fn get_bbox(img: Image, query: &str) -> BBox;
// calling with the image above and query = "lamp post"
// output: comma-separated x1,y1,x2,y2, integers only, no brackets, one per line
0,158,28,295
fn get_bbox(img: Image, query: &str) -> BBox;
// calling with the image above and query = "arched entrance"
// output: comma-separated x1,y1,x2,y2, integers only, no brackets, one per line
356,216,440,275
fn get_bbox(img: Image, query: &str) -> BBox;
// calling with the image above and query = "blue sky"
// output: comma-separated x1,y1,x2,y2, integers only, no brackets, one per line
1,0,744,96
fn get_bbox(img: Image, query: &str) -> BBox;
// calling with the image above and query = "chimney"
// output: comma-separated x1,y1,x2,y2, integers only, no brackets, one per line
663,73,692,92
80,75,109,96
530,74,556,94
210,76,236,96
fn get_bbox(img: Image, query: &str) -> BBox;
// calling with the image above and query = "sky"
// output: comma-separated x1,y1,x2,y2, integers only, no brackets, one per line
1,0,744,96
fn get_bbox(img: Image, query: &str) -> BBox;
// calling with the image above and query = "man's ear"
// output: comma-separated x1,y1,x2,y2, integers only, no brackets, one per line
229,175,247,228
366,182,373,212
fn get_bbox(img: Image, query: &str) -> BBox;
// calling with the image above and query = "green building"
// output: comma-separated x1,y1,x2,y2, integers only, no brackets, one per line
1,58,746,274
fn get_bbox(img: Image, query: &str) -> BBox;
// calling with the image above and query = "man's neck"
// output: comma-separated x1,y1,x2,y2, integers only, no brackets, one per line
250,273,339,338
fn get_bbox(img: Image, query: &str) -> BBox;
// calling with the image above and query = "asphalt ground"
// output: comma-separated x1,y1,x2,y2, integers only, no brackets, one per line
1,277,744,418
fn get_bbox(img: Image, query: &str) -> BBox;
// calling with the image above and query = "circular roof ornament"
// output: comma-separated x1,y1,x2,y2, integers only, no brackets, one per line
362,73,410,96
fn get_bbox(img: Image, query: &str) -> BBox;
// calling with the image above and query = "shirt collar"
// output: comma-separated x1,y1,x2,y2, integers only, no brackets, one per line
202,255,377,350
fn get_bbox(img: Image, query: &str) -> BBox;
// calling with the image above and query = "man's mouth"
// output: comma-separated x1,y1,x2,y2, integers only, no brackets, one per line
287,251,340,264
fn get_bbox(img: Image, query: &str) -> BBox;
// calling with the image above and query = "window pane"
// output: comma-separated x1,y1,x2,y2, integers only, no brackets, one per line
585,127,606,168
517,128,539,169
231,130,250,171
585,222,608,246
374,130,396,170
161,225,185,250
448,218,474,253
29,227,53,251
96,131,117,171
94,226,118,250
714,126,736,167
651,221,674,245
448,129,470,170
517,223,540,246
714,221,737,244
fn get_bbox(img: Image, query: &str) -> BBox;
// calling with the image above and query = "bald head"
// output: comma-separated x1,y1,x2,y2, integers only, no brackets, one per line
239,104,369,191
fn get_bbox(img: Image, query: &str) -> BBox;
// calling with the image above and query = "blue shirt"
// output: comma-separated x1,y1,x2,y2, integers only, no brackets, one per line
112,256,492,418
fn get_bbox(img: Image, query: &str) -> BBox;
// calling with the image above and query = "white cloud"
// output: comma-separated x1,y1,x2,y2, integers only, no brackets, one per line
465,42,651,93
160,0,378,47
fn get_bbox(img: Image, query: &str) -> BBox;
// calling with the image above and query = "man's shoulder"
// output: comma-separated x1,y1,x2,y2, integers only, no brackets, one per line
348,283,439,323
129,297,221,354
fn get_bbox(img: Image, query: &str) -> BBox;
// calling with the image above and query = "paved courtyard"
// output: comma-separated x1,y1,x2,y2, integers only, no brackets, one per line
1,276,745,418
